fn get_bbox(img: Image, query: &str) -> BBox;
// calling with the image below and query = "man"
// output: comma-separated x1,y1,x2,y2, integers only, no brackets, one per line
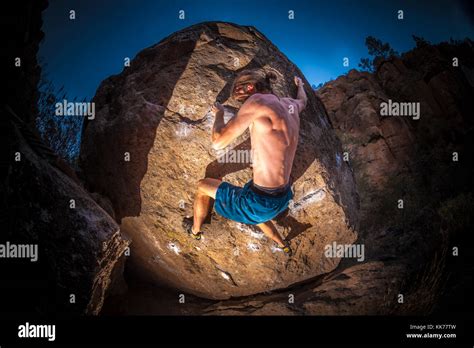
183,69,307,256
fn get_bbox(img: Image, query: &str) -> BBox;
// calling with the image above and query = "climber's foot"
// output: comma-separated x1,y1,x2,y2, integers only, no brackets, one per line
278,240,293,256
182,217,203,240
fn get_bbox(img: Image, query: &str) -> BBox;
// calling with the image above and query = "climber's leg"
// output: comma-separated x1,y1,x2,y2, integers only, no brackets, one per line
192,178,222,234
257,221,292,256
257,221,285,247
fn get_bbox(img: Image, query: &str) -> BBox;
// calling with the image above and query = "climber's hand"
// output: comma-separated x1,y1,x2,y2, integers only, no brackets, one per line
211,102,224,115
294,76,304,87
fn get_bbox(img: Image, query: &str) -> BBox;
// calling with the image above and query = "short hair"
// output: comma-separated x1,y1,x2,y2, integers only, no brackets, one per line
231,69,277,98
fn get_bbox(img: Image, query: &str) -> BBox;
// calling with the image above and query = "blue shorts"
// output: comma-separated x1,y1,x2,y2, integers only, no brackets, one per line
214,180,293,225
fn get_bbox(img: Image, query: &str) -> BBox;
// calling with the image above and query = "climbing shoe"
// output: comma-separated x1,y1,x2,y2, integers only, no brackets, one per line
182,216,203,240
280,240,293,256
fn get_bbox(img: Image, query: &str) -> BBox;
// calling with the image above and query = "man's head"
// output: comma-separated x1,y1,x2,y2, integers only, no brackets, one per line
231,69,277,102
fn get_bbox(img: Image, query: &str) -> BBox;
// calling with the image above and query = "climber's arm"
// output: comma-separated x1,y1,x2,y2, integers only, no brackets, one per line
211,100,256,150
294,76,307,112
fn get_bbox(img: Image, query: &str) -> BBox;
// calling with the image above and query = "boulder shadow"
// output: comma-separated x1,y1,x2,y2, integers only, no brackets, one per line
275,209,312,241
81,30,202,222
205,137,252,179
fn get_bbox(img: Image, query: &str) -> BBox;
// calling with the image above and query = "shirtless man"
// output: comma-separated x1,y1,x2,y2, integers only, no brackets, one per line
183,70,307,256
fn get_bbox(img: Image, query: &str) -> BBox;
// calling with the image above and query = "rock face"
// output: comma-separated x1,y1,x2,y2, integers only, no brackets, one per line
2,121,129,315
317,40,474,189
80,22,359,300
2,0,130,316
317,70,415,188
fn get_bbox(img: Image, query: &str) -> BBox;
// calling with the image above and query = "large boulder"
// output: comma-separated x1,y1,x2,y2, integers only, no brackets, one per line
80,22,359,300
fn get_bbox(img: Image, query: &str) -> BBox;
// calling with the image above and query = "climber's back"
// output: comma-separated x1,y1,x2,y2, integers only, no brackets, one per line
244,93,301,188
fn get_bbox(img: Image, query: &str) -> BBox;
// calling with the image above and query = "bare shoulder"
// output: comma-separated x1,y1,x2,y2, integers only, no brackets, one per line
244,93,278,105
246,94,300,118
239,94,277,119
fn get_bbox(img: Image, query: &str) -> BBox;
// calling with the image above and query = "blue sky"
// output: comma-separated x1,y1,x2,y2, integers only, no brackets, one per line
39,0,473,101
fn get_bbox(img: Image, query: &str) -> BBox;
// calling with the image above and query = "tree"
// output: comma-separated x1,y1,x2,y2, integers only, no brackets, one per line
36,61,84,166
358,58,372,72
358,36,399,72
449,37,462,45
412,35,430,48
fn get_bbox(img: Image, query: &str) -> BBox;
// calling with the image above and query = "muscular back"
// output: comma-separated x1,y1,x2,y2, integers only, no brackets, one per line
247,94,301,188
